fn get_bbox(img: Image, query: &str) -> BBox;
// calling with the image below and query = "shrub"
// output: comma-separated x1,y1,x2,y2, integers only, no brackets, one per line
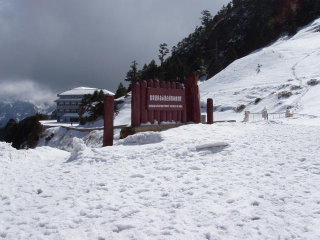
290,85,302,90
307,79,319,86
277,91,292,99
235,104,246,112
254,98,261,104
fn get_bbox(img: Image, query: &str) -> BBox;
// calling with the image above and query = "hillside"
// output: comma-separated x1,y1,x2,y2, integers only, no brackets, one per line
200,17,320,120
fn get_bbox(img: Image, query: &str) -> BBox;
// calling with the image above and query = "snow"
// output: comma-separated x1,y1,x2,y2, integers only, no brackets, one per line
58,87,114,96
1,122,320,239
1,18,320,240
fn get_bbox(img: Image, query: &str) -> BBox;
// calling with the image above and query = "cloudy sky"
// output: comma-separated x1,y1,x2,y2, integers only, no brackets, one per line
0,0,230,104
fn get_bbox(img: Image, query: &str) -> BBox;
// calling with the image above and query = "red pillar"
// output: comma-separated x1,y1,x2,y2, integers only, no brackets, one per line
166,81,172,122
185,74,201,123
176,83,182,122
171,82,178,122
160,81,167,123
207,98,214,124
154,80,160,124
103,95,114,147
131,82,140,127
147,80,154,124
140,80,148,124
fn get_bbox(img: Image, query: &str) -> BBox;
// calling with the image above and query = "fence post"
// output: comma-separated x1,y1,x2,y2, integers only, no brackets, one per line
244,111,250,122
103,95,114,147
207,98,214,124
131,82,141,127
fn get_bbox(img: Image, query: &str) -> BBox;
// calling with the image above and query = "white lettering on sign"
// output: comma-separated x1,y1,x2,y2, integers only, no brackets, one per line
148,104,183,109
149,95,182,102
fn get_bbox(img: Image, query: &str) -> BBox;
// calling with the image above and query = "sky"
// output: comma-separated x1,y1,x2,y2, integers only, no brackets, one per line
0,0,230,104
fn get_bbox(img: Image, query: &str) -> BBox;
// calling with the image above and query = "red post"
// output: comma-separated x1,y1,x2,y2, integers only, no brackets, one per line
147,80,154,124
185,74,201,123
160,81,167,123
181,83,187,123
171,82,178,122
154,80,160,124
103,95,114,147
207,98,214,124
140,80,148,124
131,82,141,127
166,81,172,122
176,83,182,122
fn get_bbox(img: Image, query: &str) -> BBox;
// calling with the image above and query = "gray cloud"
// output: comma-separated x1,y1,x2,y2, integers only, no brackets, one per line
0,79,56,106
0,0,230,98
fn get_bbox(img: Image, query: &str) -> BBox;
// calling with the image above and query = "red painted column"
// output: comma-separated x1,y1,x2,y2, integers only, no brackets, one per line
207,98,214,124
181,83,187,123
147,80,154,124
160,81,167,123
171,82,178,122
185,74,201,123
176,83,182,122
131,82,141,127
140,80,148,124
154,80,160,124
103,95,114,147
166,81,172,122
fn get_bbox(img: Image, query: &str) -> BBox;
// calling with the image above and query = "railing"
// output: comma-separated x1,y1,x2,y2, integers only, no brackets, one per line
243,110,292,122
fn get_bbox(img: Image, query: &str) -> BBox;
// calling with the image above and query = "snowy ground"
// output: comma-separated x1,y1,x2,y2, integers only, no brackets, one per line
1,119,320,240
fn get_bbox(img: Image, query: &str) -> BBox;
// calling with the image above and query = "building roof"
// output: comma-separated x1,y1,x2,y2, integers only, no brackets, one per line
58,87,114,96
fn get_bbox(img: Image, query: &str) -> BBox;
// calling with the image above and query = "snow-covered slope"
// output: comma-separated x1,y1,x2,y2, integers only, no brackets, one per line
200,18,320,119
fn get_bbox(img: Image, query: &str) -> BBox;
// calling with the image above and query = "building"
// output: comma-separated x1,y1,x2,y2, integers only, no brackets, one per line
55,87,114,122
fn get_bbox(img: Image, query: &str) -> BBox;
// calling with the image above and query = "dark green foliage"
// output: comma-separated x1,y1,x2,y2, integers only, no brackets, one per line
277,91,293,99
0,115,44,149
235,104,246,112
254,98,262,104
128,0,320,83
115,83,127,99
307,79,319,86
159,43,169,66
79,90,106,124
125,60,139,83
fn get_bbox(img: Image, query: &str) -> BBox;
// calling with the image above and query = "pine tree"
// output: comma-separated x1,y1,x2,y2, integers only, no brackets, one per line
115,83,127,99
200,10,212,27
125,60,139,83
158,43,169,65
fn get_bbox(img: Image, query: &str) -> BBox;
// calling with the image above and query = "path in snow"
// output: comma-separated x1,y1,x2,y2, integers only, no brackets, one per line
1,121,320,239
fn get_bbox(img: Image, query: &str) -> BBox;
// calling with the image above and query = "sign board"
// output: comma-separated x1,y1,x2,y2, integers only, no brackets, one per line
147,88,185,110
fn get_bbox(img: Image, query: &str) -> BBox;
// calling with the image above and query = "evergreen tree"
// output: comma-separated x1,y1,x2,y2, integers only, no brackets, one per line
114,83,127,99
158,43,169,65
125,60,139,83
200,10,212,27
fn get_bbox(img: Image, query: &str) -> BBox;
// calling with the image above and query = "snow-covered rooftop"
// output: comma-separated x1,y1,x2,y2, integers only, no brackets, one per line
58,87,114,96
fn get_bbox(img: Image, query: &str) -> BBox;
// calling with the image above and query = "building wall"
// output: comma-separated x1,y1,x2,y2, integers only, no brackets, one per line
56,95,83,122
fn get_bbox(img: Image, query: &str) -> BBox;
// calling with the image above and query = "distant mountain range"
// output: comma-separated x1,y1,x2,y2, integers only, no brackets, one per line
0,100,55,127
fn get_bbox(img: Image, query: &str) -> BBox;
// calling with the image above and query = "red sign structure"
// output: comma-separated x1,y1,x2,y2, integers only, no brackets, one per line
131,74,201,127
